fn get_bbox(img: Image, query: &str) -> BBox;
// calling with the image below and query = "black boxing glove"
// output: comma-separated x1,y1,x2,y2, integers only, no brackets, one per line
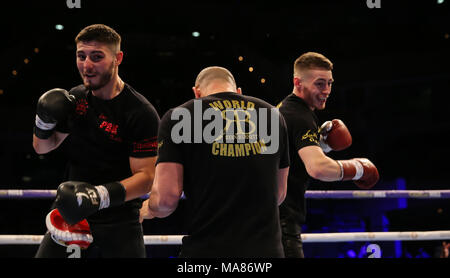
34,88,75,139
55,181,126,225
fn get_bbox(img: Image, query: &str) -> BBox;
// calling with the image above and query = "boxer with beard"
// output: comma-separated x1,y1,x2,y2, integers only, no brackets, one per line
33,24,160,258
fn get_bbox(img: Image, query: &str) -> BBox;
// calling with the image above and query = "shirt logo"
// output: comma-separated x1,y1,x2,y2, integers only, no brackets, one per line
301,130,318,144
75,98,88,116
98,117,122,142
132,137,158,153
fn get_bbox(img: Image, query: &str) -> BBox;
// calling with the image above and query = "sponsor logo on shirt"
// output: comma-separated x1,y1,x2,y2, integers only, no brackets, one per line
301,129,319,144
98,115,122,142
133,137,158,153
75,98,88,116
158,140,164,150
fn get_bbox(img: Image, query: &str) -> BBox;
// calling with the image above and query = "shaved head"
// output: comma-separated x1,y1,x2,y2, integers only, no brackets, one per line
192,66,241,98
195,66,237,89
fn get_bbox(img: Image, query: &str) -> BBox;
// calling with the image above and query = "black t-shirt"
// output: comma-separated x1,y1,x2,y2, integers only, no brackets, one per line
277,93,320,231
57,84,160,222
157,92,289,258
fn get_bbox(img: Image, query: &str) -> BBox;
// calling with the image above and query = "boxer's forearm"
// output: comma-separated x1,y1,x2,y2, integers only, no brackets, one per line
33,132,68,154
121,157,156,201
148,191,178,218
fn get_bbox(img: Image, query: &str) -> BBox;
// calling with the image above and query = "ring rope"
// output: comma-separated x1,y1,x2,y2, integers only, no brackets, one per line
1,231,450,245
1,190,450,199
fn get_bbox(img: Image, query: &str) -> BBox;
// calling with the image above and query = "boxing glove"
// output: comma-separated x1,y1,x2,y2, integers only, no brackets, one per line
337,158,379,189
55,181,126,225
46,209,92,249
319,119,352,153
34,88,75,139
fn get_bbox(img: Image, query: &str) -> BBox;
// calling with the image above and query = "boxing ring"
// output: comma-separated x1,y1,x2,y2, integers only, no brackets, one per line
1,190,450,255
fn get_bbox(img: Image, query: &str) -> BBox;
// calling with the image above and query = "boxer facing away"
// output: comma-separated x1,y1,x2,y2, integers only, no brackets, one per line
33,24,160,257
140,66,290,258
276,52,379,258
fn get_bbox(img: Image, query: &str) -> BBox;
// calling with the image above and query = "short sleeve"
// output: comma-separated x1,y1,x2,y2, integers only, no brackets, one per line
291,117,320,152
128,103,160,157
156,109,184,165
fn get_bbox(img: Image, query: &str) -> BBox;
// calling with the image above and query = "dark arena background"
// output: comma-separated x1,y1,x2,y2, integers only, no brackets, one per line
0,0,449,259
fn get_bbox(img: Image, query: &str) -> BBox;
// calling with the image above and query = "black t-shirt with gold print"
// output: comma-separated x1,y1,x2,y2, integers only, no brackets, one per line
277,93,320,232
157,92,289,258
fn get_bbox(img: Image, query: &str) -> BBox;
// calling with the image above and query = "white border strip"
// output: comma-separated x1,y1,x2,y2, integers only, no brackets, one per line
1,231,450,245
2,190,450,199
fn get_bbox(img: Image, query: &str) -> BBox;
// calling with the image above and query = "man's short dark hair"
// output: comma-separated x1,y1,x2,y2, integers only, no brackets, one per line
294,52,333,76
75,24,121,53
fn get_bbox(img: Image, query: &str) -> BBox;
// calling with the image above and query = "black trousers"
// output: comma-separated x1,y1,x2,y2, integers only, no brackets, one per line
35,213,146,258
280,218,304,258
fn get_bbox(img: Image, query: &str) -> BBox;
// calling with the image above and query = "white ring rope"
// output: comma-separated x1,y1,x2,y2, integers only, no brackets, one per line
1,190,450,199
1,231,450,245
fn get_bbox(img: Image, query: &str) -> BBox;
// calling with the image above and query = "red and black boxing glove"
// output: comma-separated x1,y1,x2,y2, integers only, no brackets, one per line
46,209,92,249
319,119,352,153
337,158,379,189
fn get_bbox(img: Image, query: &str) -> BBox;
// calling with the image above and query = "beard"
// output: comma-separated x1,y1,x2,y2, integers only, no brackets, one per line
81,62,115,90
